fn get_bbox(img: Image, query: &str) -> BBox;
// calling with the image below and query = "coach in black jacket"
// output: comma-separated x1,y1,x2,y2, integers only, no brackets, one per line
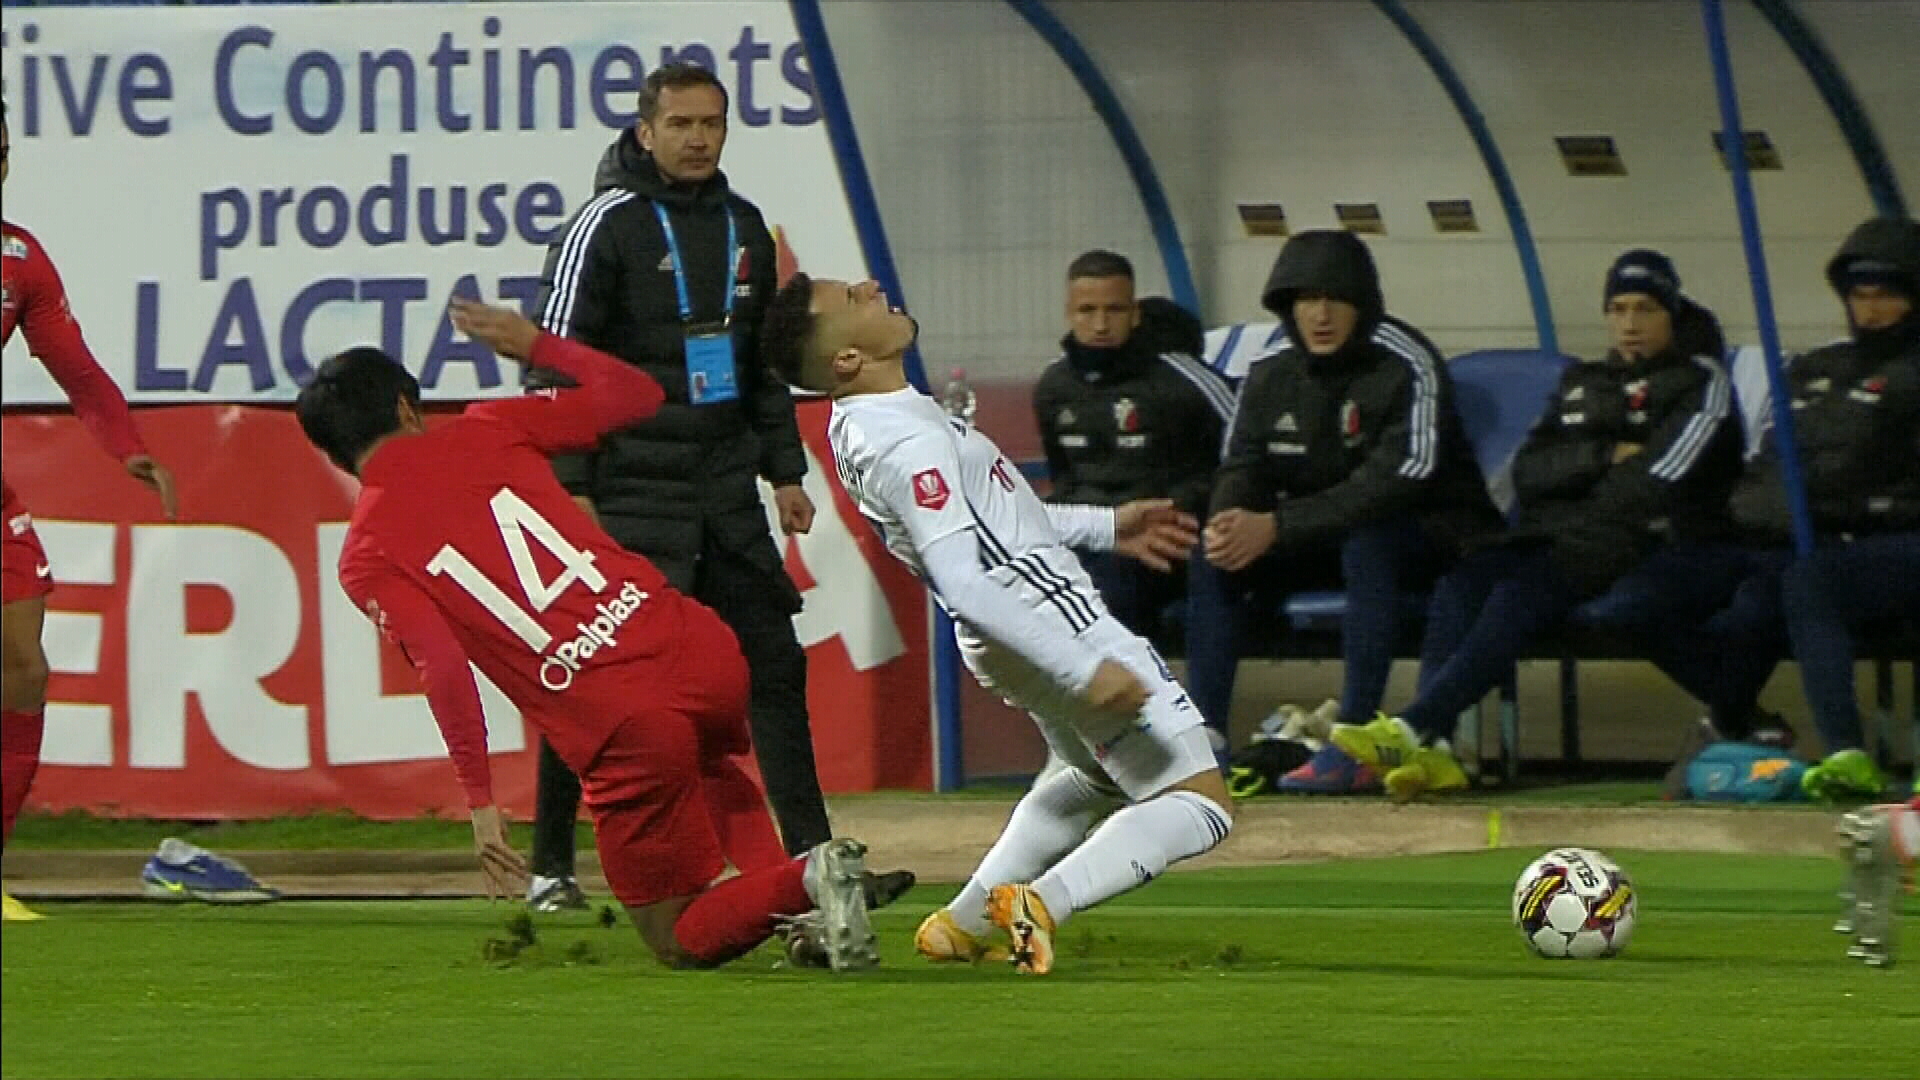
1033,252,1234,638
1337,250,1754,799
1190,230,1498,784
1728,217,1920,797
521,65,829,903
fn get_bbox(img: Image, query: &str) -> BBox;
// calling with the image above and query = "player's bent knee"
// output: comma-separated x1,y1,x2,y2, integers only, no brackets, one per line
1172,767,1235,820
626,897,707,969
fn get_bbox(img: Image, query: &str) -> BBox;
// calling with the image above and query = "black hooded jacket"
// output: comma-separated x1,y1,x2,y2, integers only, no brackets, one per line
527,130,806,563
1032,332,1235,520
1211,230,1501,554
1509,301,1744,593
1732,217,1920,538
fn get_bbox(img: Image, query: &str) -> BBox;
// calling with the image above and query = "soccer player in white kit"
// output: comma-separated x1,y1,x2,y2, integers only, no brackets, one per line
761,274,1234,974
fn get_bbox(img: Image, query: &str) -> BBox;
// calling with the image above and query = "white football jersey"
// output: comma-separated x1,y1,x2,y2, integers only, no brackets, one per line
831,386,1212,796
828,387,1109,640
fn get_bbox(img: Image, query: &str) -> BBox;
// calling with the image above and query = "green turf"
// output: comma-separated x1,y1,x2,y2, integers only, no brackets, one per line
6,810,547,852
3,785,1804,851
5,852,1914,1079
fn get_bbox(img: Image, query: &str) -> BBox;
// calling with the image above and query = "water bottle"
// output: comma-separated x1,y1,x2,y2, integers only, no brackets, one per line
940,367,977,426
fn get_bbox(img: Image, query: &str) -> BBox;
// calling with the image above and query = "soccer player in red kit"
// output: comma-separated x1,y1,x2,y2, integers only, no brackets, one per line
294,297,878,971
2,103,177,922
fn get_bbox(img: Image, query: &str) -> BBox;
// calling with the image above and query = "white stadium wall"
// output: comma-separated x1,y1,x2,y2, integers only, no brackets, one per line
831,0,1917,369
818,0,1171,385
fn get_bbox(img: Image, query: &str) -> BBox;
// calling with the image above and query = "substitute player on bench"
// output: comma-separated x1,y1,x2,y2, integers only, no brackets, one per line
295,297,878,971
761,275,1234,975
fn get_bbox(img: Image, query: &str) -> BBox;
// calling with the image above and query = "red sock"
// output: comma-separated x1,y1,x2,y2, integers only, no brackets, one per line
702,756,788,873
672,855,811,966
2,708,47,849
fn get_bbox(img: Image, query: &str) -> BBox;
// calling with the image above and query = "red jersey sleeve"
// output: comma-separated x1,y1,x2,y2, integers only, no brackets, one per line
466,333,664,455
12,227,146,463
339,541,496,809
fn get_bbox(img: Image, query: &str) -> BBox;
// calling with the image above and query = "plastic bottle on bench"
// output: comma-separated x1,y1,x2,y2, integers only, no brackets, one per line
940,367,977,427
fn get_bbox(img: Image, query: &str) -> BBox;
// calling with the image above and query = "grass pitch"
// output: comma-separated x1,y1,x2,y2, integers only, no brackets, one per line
3,850,1914,1079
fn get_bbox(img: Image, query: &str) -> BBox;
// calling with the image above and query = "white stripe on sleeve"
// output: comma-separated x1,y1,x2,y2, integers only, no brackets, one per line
1648,356,1732,481
539,190,635,337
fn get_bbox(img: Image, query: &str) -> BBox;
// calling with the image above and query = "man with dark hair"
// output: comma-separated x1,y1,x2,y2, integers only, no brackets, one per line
522,63,841,909
295,296,881,972
761,273,1229,976
1192,230,1501,791
1033,250,1234,640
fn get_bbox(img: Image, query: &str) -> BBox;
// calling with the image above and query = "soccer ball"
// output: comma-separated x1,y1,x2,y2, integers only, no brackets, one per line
1512,847,1636,959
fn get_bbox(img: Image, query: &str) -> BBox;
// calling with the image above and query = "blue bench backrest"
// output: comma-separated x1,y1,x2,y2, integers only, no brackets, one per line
1202,321,1288,381
1725,344,1815,462
1447,349,1574,516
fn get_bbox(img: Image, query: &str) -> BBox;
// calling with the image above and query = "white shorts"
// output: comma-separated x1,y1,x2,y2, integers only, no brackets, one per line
962,617,1216,801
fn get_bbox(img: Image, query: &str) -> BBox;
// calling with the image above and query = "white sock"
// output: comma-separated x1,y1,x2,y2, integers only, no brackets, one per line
948,767,1120,935
1029,790,1231,925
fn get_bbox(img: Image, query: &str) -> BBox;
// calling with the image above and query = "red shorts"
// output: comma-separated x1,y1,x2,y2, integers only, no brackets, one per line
1,482,55,605
542,598,754,908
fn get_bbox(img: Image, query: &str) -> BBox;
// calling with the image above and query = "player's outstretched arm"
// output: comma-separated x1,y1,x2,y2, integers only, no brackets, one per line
340,553,498,809
1047,500,1199,572
18,228,178,517
340,552,529,897
1044,503,1117,551
450,297,666,454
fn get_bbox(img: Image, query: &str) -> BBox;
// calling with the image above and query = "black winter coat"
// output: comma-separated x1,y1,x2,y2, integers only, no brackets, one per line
1731,345,1920,537
527,130,806,568
1033,336,1236,520
1211,316,1500,554
1510,303,1743,594
1732,217,1920,540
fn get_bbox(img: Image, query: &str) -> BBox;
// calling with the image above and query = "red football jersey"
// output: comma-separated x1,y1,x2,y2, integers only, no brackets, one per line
337,334,671,807
2,222,146,498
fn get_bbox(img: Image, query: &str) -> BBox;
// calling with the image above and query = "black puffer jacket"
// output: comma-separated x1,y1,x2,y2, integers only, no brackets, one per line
527,130,805,564
1033,334,1235,519
1211,230,1501,554
1732,217,1920,538
1510,302,1743,594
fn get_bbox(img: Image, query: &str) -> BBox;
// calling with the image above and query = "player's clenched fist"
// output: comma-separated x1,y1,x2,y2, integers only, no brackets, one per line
1083,659,1150,716
449,297,540,360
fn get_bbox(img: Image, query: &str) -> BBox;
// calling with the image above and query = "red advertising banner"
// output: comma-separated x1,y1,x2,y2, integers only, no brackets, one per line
3,401,932,819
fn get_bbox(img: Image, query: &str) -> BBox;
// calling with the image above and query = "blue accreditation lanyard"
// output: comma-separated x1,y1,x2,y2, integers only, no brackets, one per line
655,201,742,405
653,201,738,328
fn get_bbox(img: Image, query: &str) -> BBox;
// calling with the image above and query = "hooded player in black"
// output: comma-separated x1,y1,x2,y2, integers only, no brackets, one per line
1735,217,1920,801
1190,231,1499,791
